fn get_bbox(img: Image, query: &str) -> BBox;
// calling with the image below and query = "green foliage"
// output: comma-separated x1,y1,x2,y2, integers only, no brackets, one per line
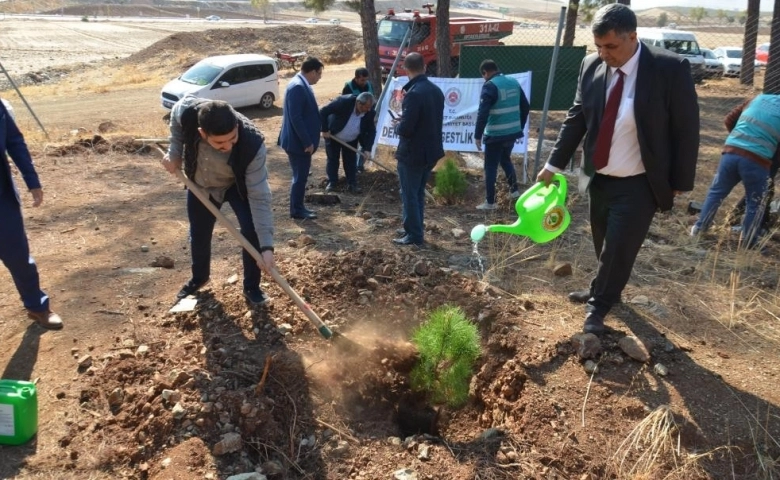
433,158,468,203
410,305,481,408
303,0,335,13
690,7,707,24
81,15,89,22
656,12,668,28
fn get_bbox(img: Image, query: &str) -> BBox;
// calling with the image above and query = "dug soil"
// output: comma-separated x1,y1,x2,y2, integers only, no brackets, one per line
1,22,779,480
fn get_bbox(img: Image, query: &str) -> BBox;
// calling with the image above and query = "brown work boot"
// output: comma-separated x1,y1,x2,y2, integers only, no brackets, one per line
27,309,64,330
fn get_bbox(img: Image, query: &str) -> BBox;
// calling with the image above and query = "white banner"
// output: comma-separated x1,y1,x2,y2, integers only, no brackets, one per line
374,72,532,154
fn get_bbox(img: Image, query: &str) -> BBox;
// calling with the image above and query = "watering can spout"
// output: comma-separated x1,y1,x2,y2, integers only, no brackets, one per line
470,173,571,244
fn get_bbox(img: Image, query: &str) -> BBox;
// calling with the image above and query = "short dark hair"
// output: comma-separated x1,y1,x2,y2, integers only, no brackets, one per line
403,52,425,74
479,59,498,75
591,3,636,37
197,101,237,136
355,67,369,78
301,56,324,74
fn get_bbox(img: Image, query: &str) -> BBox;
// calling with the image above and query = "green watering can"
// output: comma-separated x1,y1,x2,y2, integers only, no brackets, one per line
471,173,571,244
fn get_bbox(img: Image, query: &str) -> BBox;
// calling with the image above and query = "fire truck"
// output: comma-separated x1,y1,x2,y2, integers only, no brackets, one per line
378,3,514,77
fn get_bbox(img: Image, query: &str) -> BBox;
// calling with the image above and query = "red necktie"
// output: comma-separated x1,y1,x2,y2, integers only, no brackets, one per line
593,69,624,170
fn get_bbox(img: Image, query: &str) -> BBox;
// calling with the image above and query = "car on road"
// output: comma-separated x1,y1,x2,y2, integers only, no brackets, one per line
329,18,341,25
756,42,770,67
304,18,318,24
205,15,221,21
160,54,279,111
701,48,724,79
713,47,743,77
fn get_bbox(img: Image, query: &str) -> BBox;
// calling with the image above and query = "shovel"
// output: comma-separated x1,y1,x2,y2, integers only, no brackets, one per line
328,136,435,202
155,146,334,340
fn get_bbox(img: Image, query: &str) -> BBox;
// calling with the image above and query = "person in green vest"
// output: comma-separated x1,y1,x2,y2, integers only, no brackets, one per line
342,67,374,96
474,59,530,210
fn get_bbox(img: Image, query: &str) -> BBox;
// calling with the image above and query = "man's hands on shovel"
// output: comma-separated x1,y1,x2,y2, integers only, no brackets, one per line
161,152,183,174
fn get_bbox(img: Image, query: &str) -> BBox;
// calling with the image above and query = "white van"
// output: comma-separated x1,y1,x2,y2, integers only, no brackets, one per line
161,54,279,110
636,28,706,82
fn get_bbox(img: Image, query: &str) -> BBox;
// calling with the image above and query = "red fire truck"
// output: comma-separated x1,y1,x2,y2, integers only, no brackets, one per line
378,3,514,77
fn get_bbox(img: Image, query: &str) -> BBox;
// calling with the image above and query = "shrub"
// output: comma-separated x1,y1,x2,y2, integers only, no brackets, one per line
433,158,468,203
410,305,481,408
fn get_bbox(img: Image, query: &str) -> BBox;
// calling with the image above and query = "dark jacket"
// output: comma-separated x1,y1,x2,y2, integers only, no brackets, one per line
395,74,445,167
474,73,530,144
279,73,321,155
547,44,700,211
179,98,265,200
319,94,377,151
0,100,39,204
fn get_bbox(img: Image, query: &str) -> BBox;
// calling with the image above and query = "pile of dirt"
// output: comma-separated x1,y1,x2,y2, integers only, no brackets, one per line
122,26,364,71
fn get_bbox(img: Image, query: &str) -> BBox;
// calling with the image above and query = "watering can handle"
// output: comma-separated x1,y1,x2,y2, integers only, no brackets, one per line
551,173,567,199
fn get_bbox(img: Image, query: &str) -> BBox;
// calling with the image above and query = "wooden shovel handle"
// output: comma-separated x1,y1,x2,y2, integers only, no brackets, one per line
174,170,333,340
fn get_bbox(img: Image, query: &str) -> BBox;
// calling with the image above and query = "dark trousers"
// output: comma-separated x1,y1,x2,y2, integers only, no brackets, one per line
187,186,261,291
0,188,49,312
483,139,519,203
397,161,432,243
587,174,657,317
287,151,312,216
325,138,358,187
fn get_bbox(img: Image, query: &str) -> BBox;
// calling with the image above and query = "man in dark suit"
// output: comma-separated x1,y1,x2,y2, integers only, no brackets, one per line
279,57,324,220
0,99,63,330
393,52,445,246
319,92,376,194
537,4,699,334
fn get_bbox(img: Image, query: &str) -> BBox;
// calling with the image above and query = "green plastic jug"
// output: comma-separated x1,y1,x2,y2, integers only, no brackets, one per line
0,380,38,446
471,173,571,244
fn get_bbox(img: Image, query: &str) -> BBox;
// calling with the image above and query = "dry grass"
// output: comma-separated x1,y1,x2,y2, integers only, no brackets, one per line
607,405,684,477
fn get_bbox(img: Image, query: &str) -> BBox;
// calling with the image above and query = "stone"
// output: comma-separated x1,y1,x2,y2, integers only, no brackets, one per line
136,345,150,357
451,228,466,238
417,444,431,460
618,336,651,362
413,260,429,276
552,262,572,276
107,388,124,408
140,245,150,252
277,323,293,335
77,355,93,369
213,432,243,455
172,402,187,420
570,333,602,360
653,363,669,376
225,274,239,285
226,474,267,480
150,256,174,268
261,460,283,476
583,360,598,374
298,234,316,246
393,468,418,480
629,295,651,306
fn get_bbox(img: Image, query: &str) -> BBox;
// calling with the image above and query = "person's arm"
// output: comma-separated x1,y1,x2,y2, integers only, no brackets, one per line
474,81,497,141
724,98,752,132
358,109,377,152
341,82,352,95
396,89,421,138
244,144,275,270
319,98,337,136
543,58,589,175
287,83,314,149
3,104,41,192
668,58,700,193
519,87,530,131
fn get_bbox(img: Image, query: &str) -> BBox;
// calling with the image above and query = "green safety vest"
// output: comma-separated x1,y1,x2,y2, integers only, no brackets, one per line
484,74,522,137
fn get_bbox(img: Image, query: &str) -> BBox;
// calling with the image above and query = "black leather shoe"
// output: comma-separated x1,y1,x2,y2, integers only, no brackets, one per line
395,228,407,237
291,211,317,220
325,182,335,193
347,184,363,194
243,288,270,306
357,165,365,174
392,235,423,246
568,290,591,303
583,313,606,334
176,278,210,300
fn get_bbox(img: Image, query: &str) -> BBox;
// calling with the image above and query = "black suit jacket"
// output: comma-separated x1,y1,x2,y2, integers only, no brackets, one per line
547,44,700,211
395,74,445,168
319,94,377,152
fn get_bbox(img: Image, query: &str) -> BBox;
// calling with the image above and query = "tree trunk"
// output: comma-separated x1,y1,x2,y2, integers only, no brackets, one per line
436,0,452,77
563,0,580,47
765,0,780,93
358,0,382,95
740,0,760,86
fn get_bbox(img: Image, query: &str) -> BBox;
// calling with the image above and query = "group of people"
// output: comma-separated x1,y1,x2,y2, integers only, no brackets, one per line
4,3,772,339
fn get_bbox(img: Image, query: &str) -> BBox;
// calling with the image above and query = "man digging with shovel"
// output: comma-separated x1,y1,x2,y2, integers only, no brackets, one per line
161,95,275,306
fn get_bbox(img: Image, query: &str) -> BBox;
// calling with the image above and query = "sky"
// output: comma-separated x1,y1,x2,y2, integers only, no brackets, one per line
631,0,775,13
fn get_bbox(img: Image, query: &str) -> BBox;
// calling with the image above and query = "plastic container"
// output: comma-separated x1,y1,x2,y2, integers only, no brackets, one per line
0,379,38,446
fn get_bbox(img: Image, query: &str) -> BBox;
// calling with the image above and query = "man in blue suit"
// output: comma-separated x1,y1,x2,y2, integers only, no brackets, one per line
0,99,63,330
279,57,324,220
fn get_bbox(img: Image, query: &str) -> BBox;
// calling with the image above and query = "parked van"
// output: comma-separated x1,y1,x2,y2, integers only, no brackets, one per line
160,54,279,110
636,28,706,82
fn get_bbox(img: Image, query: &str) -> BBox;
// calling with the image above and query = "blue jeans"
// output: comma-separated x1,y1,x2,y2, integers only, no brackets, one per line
0,188,49,312
325,138,358,187
483,139,519,203
694,152,770,247
187,186,261,291
287,151,312,216
397,161,432,243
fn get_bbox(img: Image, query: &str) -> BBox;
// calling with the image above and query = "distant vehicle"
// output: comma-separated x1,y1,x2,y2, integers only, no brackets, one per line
329,18,341,25
667,23,677,29
304,18,318,24
160,54,279,110
756,42,770,67
205,15,221,21
636,28,706,82
713,47,742,77
701,49,724,79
